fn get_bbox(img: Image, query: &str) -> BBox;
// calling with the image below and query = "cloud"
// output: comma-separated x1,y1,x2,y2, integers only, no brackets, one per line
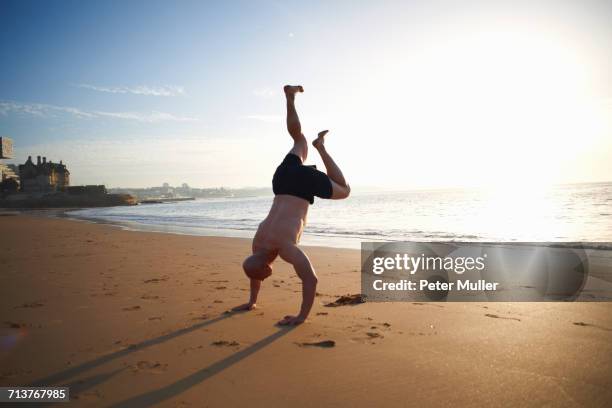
91,110,197,122
0,100,198,123
0,101,95,118
252,87,276,98
242,114,282,123
77,84,185,97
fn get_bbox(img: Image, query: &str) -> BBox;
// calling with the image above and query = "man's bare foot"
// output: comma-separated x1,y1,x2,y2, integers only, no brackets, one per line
278,315,305,326
312,130,328,150
283,85,304,95
232,303,256,312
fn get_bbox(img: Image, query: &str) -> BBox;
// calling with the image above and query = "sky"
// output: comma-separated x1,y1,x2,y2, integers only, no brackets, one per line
1,0,611,189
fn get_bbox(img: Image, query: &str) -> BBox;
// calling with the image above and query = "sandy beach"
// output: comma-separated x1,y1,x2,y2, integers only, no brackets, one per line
1,214,611,407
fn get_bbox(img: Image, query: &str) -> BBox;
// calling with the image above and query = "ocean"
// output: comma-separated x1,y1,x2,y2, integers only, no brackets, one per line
68,182,612,249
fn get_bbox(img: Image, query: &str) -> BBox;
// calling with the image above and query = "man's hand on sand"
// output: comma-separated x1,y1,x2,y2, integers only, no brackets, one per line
278,315,305,326
232,303,256,312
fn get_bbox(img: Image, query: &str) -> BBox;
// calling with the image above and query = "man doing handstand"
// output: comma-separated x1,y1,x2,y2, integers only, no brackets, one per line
234,85,350,325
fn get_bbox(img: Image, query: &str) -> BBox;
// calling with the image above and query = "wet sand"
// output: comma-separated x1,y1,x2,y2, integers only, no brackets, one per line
1,214,611,407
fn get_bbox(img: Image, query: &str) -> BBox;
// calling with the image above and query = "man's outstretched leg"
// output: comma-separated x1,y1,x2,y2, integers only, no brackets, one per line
313,131,351,199
284,85,308,162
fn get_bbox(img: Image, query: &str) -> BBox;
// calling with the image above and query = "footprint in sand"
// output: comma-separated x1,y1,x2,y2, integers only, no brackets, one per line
366,320,392,330
143,276,169,284
141,294,160,300
4,321,25,329
180,345,204,355
0,368,32,380
15,301,44,309
297,340,336,348
412,302,444,308
211,340,240,347
406,331,437,337
485,313,521,322
347,322,367,329
573,322,612,331
324,294,365,307
350,331,385,344
130,361,168,374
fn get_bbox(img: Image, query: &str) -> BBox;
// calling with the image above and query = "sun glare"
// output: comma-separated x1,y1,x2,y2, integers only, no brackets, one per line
362,23,610,189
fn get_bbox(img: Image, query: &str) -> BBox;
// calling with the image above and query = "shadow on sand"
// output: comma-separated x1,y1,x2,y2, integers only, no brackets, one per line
31,314,235,387
29,312,294,406
108,326,294,407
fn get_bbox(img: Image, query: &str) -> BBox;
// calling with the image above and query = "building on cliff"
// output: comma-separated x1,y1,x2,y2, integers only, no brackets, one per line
18,155,70,193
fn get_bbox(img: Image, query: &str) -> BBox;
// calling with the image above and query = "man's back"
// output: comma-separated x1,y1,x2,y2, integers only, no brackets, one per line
254,194,309,250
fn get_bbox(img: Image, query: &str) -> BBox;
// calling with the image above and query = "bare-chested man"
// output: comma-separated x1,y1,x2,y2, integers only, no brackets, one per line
233,85,350,325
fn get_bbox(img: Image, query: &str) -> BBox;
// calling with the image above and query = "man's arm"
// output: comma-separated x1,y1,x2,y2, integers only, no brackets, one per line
233,278,261,311
278,244,318,325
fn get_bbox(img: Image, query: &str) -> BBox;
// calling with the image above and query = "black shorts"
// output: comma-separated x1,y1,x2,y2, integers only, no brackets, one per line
272,154,333,204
